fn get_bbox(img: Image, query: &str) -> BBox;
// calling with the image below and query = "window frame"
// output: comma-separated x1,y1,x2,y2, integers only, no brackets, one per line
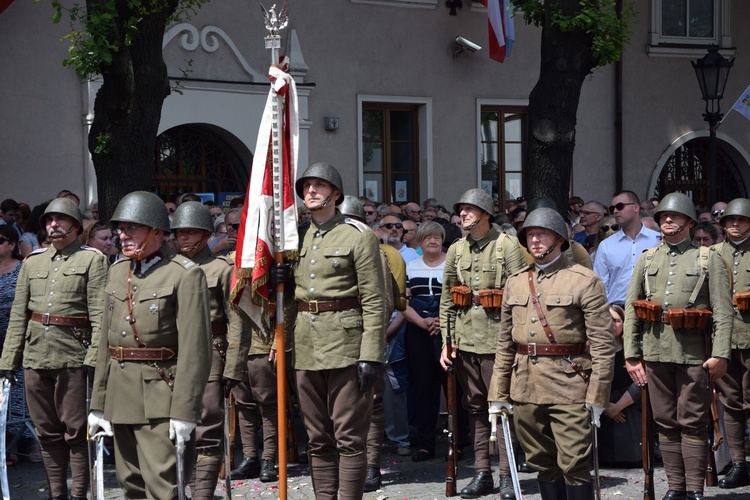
648,0,734,58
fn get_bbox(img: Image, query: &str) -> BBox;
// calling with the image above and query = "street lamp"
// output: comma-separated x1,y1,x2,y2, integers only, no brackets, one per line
692,47,734,206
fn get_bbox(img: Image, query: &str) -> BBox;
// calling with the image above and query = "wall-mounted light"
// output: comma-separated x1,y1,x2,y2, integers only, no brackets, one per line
446,0,463,16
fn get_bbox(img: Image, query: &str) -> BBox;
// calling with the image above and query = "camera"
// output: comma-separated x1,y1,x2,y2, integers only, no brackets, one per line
454,36,482,53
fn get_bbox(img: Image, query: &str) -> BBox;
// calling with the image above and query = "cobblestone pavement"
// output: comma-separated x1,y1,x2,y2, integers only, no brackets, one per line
7,440,750,499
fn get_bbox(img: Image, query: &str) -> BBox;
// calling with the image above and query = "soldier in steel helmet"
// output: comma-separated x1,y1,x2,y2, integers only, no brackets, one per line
523,196,593,269
488,207,615,500
623,192,733,500
282,163,386,499
169,202,246,497
0,198,108,500
439,188,526,499
711,198,750,489
87,191,212,499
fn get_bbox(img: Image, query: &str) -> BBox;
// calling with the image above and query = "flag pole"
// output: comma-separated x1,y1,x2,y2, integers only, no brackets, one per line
263,4,290,498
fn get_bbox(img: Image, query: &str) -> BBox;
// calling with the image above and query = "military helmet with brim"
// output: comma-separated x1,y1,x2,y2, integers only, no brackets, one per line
453,189,495,223
110,191,171,232
295,162,344,205
41,198,84,235
518,207,570,251
653,192,696,224
171,202,214,232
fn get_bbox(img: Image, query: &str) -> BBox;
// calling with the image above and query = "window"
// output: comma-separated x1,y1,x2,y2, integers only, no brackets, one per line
361,104,420,203
480,106,528,211
649,0,732,56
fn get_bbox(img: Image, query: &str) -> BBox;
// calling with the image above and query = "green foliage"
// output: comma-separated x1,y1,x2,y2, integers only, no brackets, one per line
512,0,637,66
94,130,111,154
46,0,210,78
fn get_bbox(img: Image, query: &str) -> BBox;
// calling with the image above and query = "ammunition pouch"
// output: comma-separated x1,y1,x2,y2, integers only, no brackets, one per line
664,308,712,329
478,289,503,312
450,286,472,307
632,299,662,322
734,292,750,311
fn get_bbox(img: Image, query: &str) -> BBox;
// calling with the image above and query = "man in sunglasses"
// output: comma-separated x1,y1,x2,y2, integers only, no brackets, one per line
210,209,241,255
710,201,728,223
0,198,108,500
380,215,419,264
88,191,212,499
403,202,423,224
440,188,526,499
593,191,660,306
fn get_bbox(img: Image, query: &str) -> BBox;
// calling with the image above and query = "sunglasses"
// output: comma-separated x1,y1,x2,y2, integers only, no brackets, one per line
0,237,7,245
364,210,375,215
580,210,601,217
711,209,725,216
600,224,620,232
230,224,241,230
516,197,527,202
608,202,638,213
383,223,403,229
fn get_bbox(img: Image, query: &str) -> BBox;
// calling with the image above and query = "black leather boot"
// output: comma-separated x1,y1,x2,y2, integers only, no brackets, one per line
259,458,278,482
686,492,704,500
230,456,260,479
662,491,687,500
460,471,494,498
537,479,566,500
565,482,593,500
363,465,382,492
498,475,516,499
718,461,750,489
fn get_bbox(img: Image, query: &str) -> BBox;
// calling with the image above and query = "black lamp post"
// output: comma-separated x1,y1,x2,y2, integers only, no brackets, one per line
692,47,734,206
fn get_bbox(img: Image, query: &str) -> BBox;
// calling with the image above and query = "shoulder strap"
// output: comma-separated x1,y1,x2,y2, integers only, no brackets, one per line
494,233,506,288
687,246,710,308
527,269,557,344
454,238,466,285
643,246,658,300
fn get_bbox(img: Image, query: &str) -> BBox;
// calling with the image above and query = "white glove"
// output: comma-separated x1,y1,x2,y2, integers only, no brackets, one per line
585,403,605,428
87,410,113,437
488,401,513,421
169,418,196,445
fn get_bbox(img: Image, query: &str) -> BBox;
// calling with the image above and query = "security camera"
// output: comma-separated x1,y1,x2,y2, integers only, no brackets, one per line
454,36,482,54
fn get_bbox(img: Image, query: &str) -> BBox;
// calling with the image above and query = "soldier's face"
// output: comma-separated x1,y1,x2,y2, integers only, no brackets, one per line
723,215,750,241
526,228,562,261
659,212,693,240
302,179,339,211
116,223,150,257
458,204,487,230
45,214,79,246
175,228,210,255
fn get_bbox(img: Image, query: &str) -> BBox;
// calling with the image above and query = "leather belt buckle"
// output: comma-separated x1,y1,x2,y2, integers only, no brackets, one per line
40,313,51,326
115,346,124,362
308,300,319,314
528,343,537,357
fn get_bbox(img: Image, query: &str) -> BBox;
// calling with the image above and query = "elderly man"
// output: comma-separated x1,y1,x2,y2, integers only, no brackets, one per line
210,208,240,255
362,198,379,227
489,207,615,500
572,201,606,249
403,202,423,223
402,219,419,252
0,198,107,500
380,214,419,264
88,191,212,499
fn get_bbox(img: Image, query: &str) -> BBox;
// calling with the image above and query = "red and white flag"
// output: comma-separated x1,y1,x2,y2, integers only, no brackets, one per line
480,0,515,63
231,58,299,338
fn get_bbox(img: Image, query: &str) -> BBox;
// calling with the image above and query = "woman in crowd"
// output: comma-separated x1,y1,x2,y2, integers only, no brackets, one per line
402,221,447,462
81,220,117,263
590,216,619,263
18,201,50,258
691,220,720,247
598,304,642,466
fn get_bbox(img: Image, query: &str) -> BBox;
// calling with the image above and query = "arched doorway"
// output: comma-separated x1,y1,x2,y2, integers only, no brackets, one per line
154,125,251,202
649,132,750,207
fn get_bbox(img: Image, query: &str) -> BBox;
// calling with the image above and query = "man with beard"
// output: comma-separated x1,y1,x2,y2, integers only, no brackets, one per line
624,192,733,500
439,188,526,499
488,207,615,500
0,198,107,500
380,214,418,264
87,191,212,499
170,202,246,497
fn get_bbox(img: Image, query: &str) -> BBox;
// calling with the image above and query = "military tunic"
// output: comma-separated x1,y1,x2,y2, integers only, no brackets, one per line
439,228,526,474
292,213,385,500
90,243,212,500
623,239,733,492
712,239,750,464
488,254,614,483
0,240,107,499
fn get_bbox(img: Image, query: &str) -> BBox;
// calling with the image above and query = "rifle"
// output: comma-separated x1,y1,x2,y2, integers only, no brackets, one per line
445,313,459,497
704,330,719,486
641,368,655,500
223,384,233,497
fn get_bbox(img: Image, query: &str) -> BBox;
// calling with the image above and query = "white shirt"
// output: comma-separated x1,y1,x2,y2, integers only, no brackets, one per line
593,223,661,304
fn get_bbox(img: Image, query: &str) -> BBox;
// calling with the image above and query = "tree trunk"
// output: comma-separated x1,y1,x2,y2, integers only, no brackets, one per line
527,1,598,216
88,0,178,220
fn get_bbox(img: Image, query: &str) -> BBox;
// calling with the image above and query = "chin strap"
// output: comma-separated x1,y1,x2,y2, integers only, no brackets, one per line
666,225,685,236
309,196,332,211
133,227,158,261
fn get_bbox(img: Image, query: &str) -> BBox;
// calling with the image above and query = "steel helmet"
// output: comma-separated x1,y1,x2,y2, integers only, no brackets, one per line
171,202,214,232
518,208,570,251
110,191,171,232
527,196,558,213
339,195,365,221
653,192,696,224
295,162,344,205
720,198,750,224
453,189,495,223
41,198,84,235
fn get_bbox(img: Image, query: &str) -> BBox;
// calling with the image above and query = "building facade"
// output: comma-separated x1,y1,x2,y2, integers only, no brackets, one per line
1,0,748,211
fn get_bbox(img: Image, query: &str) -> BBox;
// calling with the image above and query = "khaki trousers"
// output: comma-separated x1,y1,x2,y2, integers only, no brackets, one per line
232,354,279,460
714,348,750,463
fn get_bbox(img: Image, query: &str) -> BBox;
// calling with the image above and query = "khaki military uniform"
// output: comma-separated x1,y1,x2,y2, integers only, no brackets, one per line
488,254,615,483
183,246,244,499
90,243,212,500
712,240,750,464
0,241,107,499
292,213,385,500
439,229,526,474
623,240,733,492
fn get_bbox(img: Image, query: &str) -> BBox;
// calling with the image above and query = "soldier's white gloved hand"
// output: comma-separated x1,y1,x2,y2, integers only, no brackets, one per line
169,418,196,445
488,401,513,421
585,403,605,428
87,411,113,437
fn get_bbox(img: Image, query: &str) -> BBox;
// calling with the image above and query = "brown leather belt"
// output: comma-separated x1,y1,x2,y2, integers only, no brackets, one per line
298,297,361,313
211,323,228,336
109,346,178,362
517,343,587,356
31,312,91,328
